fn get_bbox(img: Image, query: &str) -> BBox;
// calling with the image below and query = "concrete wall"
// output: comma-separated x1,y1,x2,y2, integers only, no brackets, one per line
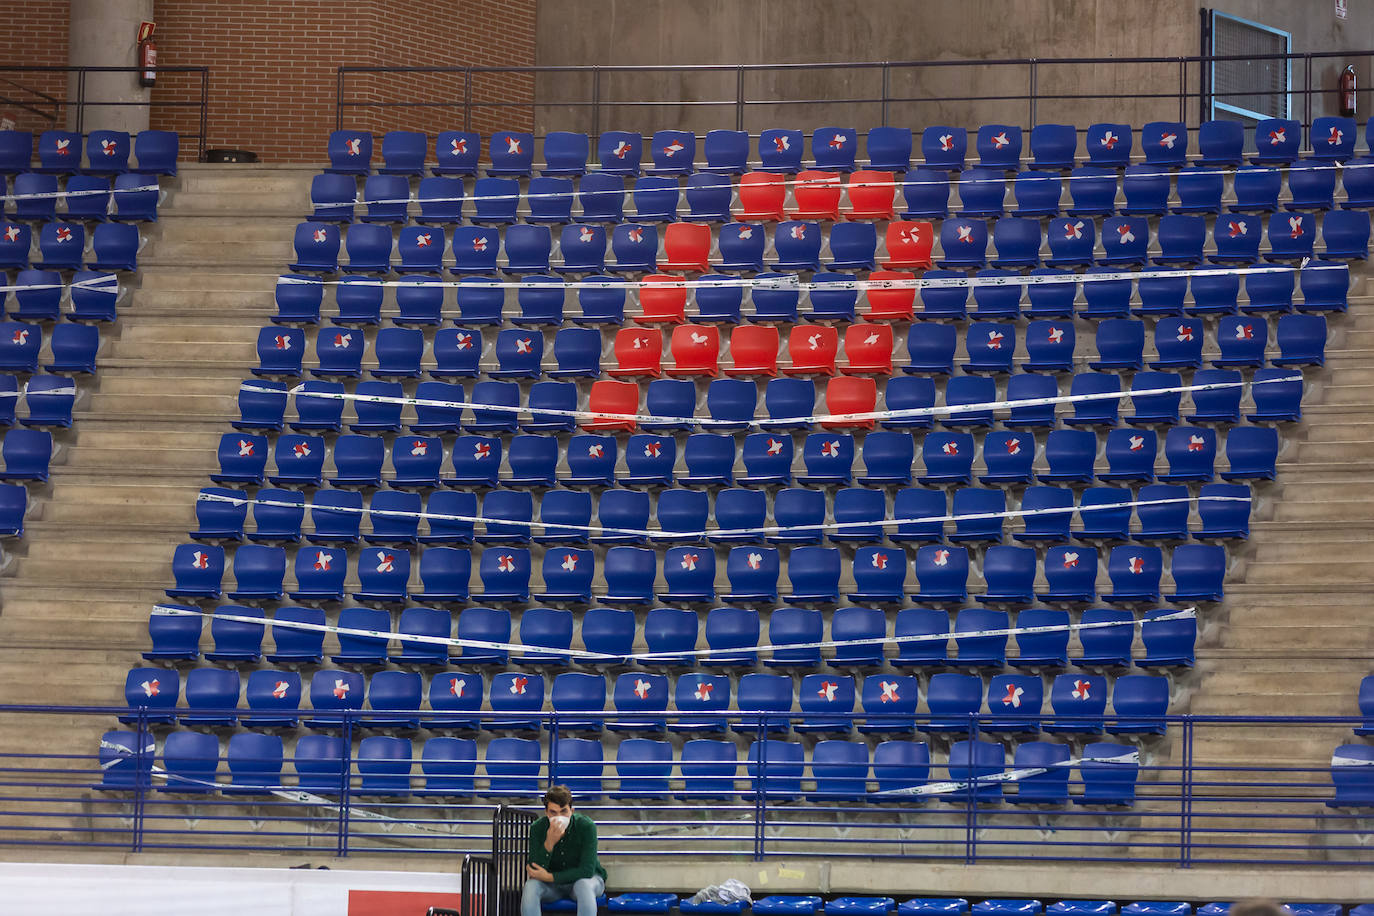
534,0,1374,135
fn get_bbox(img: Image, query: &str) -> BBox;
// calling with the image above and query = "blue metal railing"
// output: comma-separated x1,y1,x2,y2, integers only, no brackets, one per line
1,705,1367,867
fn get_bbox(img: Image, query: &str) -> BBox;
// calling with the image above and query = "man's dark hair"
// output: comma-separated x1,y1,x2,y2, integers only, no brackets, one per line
543,785,573,808
1230,901,1288,916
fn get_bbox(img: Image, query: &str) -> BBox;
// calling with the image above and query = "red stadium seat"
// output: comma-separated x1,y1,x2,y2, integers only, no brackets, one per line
659,223,712,272
865,269,917,320
790,170,843,220
841,323,894,375
667,324,721,377
823,377,878,430
783,324,839,376
846,170,897,220
724,325,780,377
737,172,787,222
884,220,935,269
636,274,688,324
609,328,663,378
582,380,640,431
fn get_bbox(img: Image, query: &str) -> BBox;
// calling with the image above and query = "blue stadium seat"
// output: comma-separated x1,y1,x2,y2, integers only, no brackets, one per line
1329,744,1374,807
0,131,30,175
1106,674,1169,735
292,733,346,792
958,168,1007,217
272,274,322,324
1008,741,1070,804
145,606,202,661
541,131,589,177
121,667,180,725
1171,165,1223,215
868,127,913,172
913,544,968,603
1015,487,1073,542
921,126,966,171
1288,158,1337,210
879,607,947,670
1043,673,1108,734
1038,429,1096,483
759,129,804,173
978,546,1036,605
990,218,1042,268
609,674,669,733
1066,167,1117,217
343,223,391,272
180,667,241,728
1160,426,1216,482
937,218,987,268
1023,318,1075,371
1040,544,1098,602
1091,319,1145,370
470,178,520,225
0,221,30,270
1085,122,1131,168
923,672,982,733
1322,209,1371,259
1267,210,1316,261
1252,118,1301,165
597,131,643,176
901,169,950,219
1010,607,1070,669
1154,215,1205,264
359,174,408,223
1213,318,1266,367
858,432,915,484
1193,119,1242,167
265,607,324,665
416,176,464,223
1023,268,1076,317
526,176,573,224
160,732,221,791
971,124,1020,170
1076,487,1132,539
36,220,84,270
980,431,1035,485
984,673,1043,733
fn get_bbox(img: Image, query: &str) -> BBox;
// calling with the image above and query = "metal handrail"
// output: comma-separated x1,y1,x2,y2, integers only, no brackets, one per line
0,66,211,161
335,50,1374,138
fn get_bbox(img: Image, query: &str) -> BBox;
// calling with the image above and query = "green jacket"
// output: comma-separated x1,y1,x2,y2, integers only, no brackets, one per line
528,812,607,885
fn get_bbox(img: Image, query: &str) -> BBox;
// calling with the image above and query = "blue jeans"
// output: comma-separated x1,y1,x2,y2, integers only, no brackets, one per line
521,874,604,916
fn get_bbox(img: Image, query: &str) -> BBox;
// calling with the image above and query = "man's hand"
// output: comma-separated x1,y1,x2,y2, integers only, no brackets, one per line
547,818,568,845
527,864,553,883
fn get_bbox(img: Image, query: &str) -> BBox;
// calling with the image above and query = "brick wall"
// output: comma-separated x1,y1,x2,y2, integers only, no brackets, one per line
0,5,71,139
146,0,536,162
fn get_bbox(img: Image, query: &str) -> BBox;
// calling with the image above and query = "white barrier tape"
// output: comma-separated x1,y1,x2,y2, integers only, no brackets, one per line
0,384,79,400
1332,754,1374,766
877,749,1139,798
4,183,161,202
238,371,1302,429
0,275,120,295
196,490,1247,542
148,604,1196,664
275,259,1342,292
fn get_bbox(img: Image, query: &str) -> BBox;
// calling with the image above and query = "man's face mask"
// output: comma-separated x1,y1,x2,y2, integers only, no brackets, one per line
549,814,571,831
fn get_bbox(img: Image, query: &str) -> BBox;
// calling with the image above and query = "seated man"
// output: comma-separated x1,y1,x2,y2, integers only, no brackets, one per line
522,785,607,916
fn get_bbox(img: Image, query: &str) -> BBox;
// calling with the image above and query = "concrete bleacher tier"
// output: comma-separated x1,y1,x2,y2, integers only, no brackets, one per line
1,122,1373,887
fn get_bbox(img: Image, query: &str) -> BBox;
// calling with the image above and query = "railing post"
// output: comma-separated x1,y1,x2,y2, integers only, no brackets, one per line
591,67,601,139
735,66,745,133
132,707,148,853
965,715,978,864
463,68,473,133
1178,58,1187,123
1180,717,1193,868
881,62,891,127
1303,54,1313,134
75,70,86,135
337,712,353,857
754,715,766,861
200,68,210,162
335,68,344,132
1027,59,1038,129
547,714,559,788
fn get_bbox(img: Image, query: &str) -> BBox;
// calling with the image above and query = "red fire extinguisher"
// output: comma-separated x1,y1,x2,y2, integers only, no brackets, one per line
1340,64,1357,118
138,21,156,88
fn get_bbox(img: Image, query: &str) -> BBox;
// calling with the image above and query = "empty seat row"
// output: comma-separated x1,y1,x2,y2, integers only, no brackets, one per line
270,263,1350,329
0,220,140,271
232,373,1303,443
285,212,1371,277
1,270,120,321
122,663,1175,738
215,422,1283,494
1,129,178,176
146,603,1184,671
217,422,1284,493
248,317,1327,391
103,728,1142,804
4,172,161,221
317,163,1374,228
287,219,945,274
192,480,1251,546
324,119,1368,179
166,539,1227,606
